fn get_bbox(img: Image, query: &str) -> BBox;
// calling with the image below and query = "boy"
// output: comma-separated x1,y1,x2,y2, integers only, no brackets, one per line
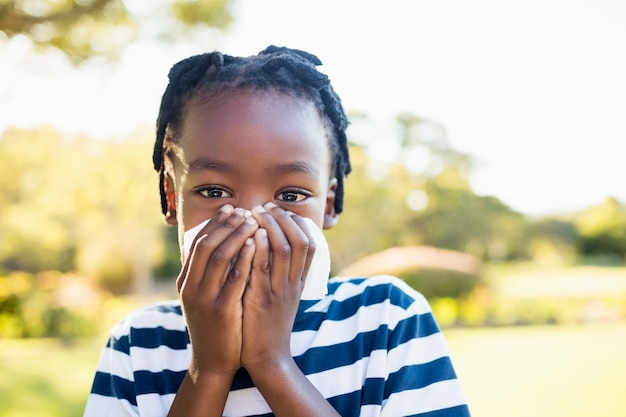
84,46,471,417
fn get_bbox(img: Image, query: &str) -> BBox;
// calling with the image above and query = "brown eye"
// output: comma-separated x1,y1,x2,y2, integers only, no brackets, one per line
277,190,309,202
199,188,232,199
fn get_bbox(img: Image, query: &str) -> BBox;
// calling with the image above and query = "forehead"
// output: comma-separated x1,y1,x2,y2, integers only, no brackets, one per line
176,91,332,173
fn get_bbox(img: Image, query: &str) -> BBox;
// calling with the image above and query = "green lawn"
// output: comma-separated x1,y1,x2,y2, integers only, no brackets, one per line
0,338,102,417
445,322,626,417
1,322,625,417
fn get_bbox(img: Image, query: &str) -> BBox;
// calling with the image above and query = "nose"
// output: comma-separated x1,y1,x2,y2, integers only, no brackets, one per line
236,192,269,212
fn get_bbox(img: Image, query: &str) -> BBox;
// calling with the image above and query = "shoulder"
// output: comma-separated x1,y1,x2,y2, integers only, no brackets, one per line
326,274,432,313
108,299,186,349
298,275,435,333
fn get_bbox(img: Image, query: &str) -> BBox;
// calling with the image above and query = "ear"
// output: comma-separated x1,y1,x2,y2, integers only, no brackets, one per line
163,172,178,226
323,178,338,230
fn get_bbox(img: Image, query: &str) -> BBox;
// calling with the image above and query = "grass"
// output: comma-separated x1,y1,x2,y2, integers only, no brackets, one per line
445,322,626,417
0,338,102,417
486,264,626,299
1,265,625,416
1,322,626,417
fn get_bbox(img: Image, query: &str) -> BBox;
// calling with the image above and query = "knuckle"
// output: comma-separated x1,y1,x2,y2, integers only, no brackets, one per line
291,233,311,256
210,246,231,265
307,239,317,257
228,264,245,282
194,235,213,252
179,286,196,305
276,242,292,259
260,260,272,274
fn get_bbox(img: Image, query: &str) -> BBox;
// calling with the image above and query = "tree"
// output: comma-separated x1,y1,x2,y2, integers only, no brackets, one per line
325,112,528,272
0,127,168,294
575,196,626,262
0,0,234,63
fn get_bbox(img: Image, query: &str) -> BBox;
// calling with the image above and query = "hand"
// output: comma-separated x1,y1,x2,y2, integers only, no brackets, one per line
177,205,259,378
241,203,316,372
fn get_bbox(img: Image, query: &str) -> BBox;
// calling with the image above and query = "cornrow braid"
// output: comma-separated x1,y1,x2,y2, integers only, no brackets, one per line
153,45,351,216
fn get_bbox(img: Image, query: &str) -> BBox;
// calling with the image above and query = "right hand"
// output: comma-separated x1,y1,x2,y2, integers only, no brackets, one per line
176,205,259,378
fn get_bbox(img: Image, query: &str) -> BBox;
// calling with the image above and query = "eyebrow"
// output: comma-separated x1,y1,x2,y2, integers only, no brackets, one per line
272,161,320,180
187,158,237,174
187,157,320,180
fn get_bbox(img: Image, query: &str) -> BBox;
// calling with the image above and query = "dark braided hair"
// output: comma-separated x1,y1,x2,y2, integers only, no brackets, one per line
152,45,351,216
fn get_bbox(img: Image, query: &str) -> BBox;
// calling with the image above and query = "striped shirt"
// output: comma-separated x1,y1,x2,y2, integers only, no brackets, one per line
84,275,471,416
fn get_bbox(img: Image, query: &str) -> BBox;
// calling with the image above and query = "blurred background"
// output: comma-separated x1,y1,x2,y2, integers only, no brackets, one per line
1,1,625,416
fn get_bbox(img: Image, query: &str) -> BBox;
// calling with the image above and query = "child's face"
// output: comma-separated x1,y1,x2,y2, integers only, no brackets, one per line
166,90,338,244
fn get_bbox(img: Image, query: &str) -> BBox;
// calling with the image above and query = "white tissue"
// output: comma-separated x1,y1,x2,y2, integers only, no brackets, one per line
182,216,330,300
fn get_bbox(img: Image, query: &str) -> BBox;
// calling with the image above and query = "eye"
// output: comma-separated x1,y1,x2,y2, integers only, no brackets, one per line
197,187,232,199
276,190,310,202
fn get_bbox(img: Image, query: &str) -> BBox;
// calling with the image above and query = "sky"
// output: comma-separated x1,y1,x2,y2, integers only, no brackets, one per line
1,0,626,216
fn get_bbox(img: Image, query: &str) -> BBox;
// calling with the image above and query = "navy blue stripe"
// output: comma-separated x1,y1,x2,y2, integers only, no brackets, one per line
134,369,186,396
90,371,138,406
295,326,387,374
296,279,419,332
385,357,458,400
146,303,183,315
327,389,362,415
295,312,440,375
390,311,440,346
361,377,386,405
108,327,189,353
131,327,189,350
231,368,254,390
327,277,367,293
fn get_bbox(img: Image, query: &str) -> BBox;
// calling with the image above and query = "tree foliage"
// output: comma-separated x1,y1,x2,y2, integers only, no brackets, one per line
575,196,626,261
1,118,623,295
326,113,528,272
0,126,169,293
0,0,234,63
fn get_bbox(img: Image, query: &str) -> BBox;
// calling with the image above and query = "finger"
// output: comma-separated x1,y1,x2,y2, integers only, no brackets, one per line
219,236,255,304
249,227,271,294
288,215,317,286
252,203,309,290
251,204,291,287
180,205,238,294
182,209,257,298
265,203,312,284
177,204,235,293
201,213,259,293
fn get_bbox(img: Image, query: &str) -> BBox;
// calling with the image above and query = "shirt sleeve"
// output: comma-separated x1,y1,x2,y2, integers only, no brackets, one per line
380,278,471,417
83,319,139,417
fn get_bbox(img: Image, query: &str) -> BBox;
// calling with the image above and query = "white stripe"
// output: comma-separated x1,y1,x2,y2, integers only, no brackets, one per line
136,392,176,416
130,345,191,373
126,303,185,331
381,379,467,416
387,332,450,373
359,403,383,417
94,347,135,381
306,358,368,397
291,301,411,356
322,275,431,313
83,393,138,417
223,387,271,416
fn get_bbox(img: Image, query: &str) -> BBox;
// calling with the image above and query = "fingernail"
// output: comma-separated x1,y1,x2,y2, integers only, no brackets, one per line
252,205,266,214
246,216,258,225
263,202,277,210
245,237,254,246
220,204,234,214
